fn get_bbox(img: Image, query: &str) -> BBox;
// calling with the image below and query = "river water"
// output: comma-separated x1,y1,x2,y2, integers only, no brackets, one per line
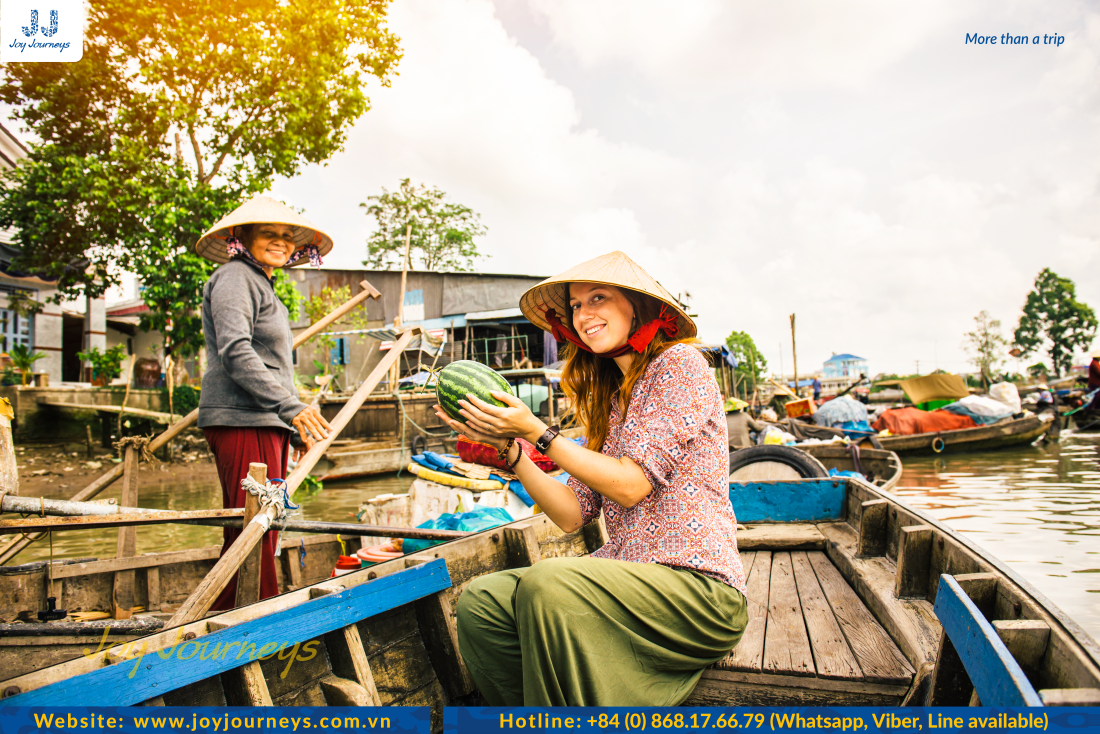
12,435,1100,641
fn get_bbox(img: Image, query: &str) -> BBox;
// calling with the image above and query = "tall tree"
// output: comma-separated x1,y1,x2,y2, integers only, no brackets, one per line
362,178,487,271
0,0,401,363
963,310,1008,389
1013,269,1097,377
724,330,768,396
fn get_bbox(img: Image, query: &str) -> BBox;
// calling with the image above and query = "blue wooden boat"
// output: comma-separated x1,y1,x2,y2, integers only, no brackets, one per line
1,477,1098,718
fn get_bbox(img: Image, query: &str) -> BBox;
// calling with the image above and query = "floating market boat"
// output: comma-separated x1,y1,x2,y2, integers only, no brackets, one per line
2,476,1097,715
799,444,903,491
876,414,1054,456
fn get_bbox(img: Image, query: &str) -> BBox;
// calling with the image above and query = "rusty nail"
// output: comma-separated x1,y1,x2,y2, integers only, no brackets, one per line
182,632,196,641
491,533,499,542
2,686,20,698
367,571,377,580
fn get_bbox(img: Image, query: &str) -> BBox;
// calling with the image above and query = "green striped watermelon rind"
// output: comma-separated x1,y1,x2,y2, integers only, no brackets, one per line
436,360,514,424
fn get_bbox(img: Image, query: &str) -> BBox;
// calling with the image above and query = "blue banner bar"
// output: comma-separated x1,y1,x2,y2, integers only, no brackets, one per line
0,707,430,734
443,707,1095,734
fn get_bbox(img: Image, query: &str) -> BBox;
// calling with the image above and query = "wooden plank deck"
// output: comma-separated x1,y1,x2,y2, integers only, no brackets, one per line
713,550,914,690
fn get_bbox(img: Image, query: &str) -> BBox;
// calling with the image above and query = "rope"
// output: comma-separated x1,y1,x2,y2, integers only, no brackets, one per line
114,436,157,464
240,475,300,528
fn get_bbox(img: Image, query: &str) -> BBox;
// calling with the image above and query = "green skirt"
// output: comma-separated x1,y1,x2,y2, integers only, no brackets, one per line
455,556,748,706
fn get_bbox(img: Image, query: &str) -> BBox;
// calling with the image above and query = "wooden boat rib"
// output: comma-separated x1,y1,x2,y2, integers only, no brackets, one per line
876,414,1054,455
1,477,1098,715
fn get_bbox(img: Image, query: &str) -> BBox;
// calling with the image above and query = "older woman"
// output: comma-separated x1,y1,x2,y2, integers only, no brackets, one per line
435,251,747,706
194,196,333,610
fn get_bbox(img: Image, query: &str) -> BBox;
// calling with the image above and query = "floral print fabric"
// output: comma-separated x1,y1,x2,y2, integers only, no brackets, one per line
568,343,747,595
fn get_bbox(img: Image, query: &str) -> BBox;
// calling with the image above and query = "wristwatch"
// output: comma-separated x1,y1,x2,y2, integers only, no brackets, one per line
535,425,561,453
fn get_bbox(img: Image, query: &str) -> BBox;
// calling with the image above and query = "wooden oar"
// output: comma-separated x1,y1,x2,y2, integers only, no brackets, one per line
167,328,419,627
0,280,382,566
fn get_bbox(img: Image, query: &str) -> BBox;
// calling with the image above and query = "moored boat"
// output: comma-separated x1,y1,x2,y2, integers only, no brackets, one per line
876,414,1054,456
800,443,903,491
1,476,1097,714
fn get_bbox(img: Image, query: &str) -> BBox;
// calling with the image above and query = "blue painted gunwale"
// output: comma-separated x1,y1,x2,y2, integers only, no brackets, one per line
1,558,452,707
728,479,846,523
933,574,1043,707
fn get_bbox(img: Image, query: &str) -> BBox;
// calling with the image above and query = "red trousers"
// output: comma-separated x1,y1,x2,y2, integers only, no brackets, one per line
203,426,289,611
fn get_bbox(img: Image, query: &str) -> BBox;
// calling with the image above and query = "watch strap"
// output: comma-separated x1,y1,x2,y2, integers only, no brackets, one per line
536,425,561,453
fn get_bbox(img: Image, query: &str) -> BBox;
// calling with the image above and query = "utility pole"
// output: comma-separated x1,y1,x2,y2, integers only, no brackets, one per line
915,360,920,376
790,314,798,397
391,223,412,393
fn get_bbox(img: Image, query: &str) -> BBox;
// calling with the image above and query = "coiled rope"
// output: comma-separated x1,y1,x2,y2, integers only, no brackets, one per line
240,476,300,530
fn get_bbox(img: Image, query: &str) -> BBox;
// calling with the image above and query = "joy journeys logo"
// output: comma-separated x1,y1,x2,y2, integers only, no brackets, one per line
1,0,83,62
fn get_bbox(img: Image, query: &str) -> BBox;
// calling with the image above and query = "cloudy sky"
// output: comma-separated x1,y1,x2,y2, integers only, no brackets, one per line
20,0,1093,377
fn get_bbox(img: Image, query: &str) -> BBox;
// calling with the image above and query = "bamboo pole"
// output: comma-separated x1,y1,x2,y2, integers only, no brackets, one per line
111,445,139,620
790,313,798,397
0,496,466,539
117,354,136,435
391,226,412,392
167,328,420,627
0,280,383,565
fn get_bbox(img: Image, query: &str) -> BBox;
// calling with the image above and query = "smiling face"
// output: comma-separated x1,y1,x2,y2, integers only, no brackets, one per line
568,282,636,352
245,223,299,270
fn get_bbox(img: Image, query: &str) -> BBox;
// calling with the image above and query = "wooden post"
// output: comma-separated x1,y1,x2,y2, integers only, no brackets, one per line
857,499,888,557
166,329,422,627
790,313,798,397
0,280,383,566
85,425,94,459
112,445,139,620
235,462,268,607
0,398,17,496
118,354,136,435
895,525,933,599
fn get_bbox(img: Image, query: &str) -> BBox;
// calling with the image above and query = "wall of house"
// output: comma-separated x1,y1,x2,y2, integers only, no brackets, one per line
0,277,64,385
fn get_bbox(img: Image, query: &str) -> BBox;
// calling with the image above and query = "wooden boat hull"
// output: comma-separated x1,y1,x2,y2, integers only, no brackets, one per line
876,415,1052,455
318,437,451,482
799,444,903,491
2,477,1098,714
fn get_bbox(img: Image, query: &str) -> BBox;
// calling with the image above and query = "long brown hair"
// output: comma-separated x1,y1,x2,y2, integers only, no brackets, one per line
559,286,699,453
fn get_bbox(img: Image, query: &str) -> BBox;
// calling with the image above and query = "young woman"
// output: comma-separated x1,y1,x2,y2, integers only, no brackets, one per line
434,250,748,706
194,196,333,610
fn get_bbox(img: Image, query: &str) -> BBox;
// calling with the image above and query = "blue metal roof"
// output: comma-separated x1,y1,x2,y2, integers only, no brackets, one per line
825,353,866,363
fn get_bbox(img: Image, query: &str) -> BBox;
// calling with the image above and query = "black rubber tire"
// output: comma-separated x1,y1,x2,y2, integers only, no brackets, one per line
728,445,829,479
410,435,428,456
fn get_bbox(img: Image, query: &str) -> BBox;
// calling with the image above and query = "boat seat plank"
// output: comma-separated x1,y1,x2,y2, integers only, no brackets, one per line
718,551,770,673
807,550,914,685
790,551,862,681
1,558,452,707
762,552,815,677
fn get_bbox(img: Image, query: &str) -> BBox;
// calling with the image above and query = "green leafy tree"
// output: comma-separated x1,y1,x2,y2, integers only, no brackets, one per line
0,0,402,359
724,330,768,397
963,310,1008,390
272,270,304,323
362,179,487,271
1013,269,1097,377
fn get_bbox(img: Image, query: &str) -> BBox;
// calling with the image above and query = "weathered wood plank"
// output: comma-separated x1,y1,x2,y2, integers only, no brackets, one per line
932,574,1042,707
503,522,541,568
736,523,826,550
221,661,273,706
790,551,862,680
955,572,998,619
857,499,888,557
235,463,267,607
762,552,814,677
111,445,139,620
319,675,373,706
685,669,909,708
1039,688,1100,706
994,620,1050,686
895,525,933,599
2,558,451,706
146,567,161,612
807,550,914,685
581,515,608,554
323,624,382,706
718,551,770,672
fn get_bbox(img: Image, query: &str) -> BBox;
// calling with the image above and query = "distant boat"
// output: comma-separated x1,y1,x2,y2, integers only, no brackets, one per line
876,414,1053,456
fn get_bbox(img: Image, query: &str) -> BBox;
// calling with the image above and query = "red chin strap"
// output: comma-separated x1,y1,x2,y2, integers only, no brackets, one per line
543,304,680,358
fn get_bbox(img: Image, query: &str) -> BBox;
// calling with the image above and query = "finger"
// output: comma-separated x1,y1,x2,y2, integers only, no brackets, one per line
461,412,500,435
458,398,493,423
490,391,526,409
466,393,505,416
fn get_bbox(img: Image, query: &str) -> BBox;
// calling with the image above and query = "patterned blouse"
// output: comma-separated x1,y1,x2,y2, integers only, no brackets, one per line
568,343,748,595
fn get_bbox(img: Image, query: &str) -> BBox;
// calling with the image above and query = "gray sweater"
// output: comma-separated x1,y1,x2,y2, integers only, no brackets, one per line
198,258,307,437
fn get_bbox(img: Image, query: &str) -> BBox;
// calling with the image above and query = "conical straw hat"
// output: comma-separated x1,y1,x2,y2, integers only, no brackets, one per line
194,195,333,267
520,251,696,338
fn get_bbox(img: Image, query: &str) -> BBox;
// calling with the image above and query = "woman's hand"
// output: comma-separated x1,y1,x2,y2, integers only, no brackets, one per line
460,392,546,443
292,405,332,450
433,405,510,451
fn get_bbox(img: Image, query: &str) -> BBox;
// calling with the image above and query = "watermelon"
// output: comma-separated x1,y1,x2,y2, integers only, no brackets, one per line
436,360,514,423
